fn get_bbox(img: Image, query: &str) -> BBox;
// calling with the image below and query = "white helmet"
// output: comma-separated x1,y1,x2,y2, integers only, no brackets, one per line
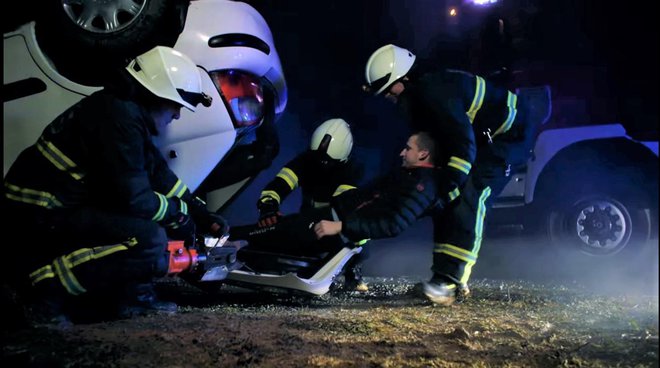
364,44,416,95
126,46,212,112
310,118,353,162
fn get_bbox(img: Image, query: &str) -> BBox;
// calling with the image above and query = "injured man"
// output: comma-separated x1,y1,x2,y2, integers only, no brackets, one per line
229,131,443,254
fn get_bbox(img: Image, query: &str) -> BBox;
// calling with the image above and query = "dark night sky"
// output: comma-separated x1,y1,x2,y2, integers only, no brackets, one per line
245,0,658,138
223,0,658,220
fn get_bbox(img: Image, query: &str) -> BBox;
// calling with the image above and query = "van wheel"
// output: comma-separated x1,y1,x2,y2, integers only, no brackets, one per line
546,194,651,257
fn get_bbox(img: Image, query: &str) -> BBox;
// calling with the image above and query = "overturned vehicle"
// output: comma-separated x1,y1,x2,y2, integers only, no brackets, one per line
3,0,362,297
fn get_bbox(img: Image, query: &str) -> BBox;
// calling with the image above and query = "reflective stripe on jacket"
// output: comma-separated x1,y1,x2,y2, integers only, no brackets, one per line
3,90,191,226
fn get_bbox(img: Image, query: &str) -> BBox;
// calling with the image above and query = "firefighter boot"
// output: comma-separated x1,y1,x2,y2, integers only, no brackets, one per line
422,278,470,306
21,279,72,329
343,262,368,292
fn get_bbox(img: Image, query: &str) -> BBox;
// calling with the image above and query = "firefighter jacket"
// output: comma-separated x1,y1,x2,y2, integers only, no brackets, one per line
3,89,199,229
259,150,364,211
332,166,439,242
398,68,532,211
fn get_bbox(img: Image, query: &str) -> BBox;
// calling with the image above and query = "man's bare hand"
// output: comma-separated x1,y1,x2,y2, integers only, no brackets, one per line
313,220,342,239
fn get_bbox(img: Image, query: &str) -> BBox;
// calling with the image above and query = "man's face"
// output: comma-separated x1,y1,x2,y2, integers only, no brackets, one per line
383,80,405,103
399,135,427,168
151,101,183,135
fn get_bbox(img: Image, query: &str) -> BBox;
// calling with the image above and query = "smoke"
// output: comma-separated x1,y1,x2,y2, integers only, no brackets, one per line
362,218,659,299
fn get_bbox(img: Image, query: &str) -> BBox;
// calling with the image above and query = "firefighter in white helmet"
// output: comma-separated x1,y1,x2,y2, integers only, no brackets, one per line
3,46,228,326
255,118,369,291
362,44,535,306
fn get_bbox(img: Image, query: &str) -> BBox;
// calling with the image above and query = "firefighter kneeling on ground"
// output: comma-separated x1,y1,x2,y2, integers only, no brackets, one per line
2,46,229,328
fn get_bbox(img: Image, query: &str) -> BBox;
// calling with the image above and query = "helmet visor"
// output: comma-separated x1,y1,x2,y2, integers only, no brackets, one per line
176,89,213,108
368,73,392,95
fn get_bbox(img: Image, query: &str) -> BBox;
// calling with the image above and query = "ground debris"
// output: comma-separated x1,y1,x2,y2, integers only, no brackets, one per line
1,277,657,367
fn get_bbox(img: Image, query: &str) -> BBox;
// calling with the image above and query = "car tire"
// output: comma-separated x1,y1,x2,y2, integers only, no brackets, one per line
34,0,189,85
546,190,652,257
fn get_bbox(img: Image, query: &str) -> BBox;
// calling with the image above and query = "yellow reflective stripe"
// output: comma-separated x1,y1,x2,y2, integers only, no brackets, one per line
332,184,356,197
466,76,486,124
68,245,131,268
438,249,474,263
276,167,298,190
448,187,460,201
36,137,84,180
260,190,281,204
179,199,188,215
450,186,491,285
354,238,370,246
460,263,475,285
152,192,168,221
165,179,187,198
447,156,471,175
53,256,86,295
471,186,491,255
29,265,55,284
4,182,64,208
29,238,137,295
492,91,518,137
434,243,478,260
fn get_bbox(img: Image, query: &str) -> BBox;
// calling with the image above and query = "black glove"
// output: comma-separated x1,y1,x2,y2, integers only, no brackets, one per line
186,196,228,237
190,210,229,239
166,213,196,242
257,197,282,227
205,212,230,238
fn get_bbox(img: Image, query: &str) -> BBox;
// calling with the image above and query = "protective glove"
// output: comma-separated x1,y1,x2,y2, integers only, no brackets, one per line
205,212,230,238
186,196,230,238
257,197,282,227
191,212,229,238
166,213,196,242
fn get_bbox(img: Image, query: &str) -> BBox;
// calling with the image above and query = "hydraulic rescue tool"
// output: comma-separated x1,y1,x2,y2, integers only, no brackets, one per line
166,235,245,282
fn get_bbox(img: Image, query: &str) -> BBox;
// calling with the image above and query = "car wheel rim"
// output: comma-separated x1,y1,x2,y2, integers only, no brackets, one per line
573,199,630,255
62,0,147,34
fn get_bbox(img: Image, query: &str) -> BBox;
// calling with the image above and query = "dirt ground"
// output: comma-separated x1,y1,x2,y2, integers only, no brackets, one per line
1,276,658,368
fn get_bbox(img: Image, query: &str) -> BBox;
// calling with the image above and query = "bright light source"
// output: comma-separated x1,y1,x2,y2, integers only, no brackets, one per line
472,0,499,5
449,7,458,16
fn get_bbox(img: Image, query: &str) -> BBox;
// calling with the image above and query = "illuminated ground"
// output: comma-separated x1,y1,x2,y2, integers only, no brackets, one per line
2,227,657,367
2,274,658,367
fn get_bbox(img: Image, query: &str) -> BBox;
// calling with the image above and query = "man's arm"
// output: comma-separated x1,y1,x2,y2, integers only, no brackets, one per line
327,169,439,242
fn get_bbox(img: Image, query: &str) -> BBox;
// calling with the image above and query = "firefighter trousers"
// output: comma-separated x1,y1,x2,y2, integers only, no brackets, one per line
4,206,171,298
431,142,521,286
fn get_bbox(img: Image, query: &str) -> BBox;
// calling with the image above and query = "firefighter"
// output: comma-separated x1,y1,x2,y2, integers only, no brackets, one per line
255,118,370,291
3,46,229,326
233,132,442,286
362,44,535,306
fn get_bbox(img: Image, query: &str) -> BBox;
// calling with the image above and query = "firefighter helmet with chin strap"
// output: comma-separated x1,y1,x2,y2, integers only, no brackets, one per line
126,46,213,112
364,44,416,95
310,118,353,162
